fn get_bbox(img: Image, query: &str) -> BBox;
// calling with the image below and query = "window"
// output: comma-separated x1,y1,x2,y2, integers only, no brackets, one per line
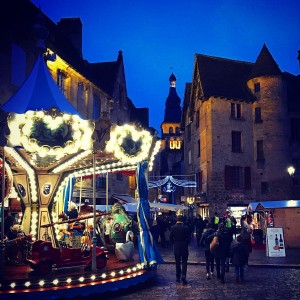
254,83,260,93
196,171,202,193
197,140,200,157
225,166,251,190
11,44,26,86
291,118,300,141
57,70,67,95
169,127,174,134
261,182,268,194
230,103,242,119
93,95,101,120
255,107,262,123
188,150,192,165
257,140,264,161
196,110,200,128
232,131,242,152
175,127,180,134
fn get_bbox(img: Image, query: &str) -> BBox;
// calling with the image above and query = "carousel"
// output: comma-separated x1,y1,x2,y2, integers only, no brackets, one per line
0,52,163,299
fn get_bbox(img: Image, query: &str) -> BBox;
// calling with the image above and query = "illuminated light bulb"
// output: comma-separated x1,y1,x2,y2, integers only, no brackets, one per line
53,279,59,285
66,278,72,284
79,277,84,282
24,281,31,287
101,273,107,279
110,272,116,277
39,280,45,286
90,275,96,280
126,268,131,273
119,270,124,275
10,282,16,288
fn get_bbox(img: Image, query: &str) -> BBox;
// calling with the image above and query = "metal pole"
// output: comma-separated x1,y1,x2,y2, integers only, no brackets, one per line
92,151,97,270
106,172,108,212
0,148,6,279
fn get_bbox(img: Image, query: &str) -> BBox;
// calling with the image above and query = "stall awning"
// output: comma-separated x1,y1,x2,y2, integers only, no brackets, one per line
111,194,138,204
248,200,300,211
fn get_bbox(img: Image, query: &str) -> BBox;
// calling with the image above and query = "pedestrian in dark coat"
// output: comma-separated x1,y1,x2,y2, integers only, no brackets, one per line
230,235,248,283
170,214,191,285
208,222,232,284
200,222,215,280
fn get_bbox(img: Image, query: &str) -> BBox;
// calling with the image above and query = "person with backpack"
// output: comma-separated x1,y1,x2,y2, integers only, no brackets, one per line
200,222,215,280
208,222,232,284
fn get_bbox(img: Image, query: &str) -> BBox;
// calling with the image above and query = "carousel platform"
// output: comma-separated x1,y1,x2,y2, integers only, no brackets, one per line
0,249,156,299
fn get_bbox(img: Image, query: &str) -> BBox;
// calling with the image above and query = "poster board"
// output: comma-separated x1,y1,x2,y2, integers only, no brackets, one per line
266,227,286,257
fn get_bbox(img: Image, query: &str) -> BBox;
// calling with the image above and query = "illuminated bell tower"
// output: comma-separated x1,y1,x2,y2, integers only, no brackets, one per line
160,73,183,193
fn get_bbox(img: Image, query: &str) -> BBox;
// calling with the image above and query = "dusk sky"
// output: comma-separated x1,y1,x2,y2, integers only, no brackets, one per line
32,0,300,132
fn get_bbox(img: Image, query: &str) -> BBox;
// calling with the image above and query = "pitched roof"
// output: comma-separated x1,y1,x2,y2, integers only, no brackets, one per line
195,54,255,102
2,54,81,116
249,44,282,79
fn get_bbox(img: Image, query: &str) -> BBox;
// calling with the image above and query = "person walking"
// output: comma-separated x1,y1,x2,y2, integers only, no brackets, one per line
208,222,232,284
170,213,191,285
200,222,215,280
230,235,248,283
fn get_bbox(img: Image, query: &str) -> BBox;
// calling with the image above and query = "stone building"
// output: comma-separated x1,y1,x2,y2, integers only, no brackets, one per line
0,0,150,203
182,44,300,217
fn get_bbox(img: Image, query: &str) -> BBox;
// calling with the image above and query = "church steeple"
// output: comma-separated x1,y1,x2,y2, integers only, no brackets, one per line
163,73,182,123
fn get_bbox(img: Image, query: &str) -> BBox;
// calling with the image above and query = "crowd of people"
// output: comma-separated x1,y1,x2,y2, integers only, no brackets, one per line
152,210,253,286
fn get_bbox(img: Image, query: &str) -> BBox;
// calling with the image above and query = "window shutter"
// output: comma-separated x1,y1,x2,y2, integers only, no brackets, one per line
244,167,251,190
225,165,231,190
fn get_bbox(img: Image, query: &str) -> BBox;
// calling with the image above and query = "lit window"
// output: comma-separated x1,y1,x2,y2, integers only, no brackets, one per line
57,70,66,95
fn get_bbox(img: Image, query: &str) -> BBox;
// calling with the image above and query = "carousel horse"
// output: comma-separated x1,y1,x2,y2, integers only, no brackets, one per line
115,230,134,261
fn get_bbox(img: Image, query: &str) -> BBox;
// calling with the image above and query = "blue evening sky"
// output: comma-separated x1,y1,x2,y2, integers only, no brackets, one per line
31,0,300,132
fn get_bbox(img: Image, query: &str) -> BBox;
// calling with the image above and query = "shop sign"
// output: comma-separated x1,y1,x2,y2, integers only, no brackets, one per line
266,227,286,257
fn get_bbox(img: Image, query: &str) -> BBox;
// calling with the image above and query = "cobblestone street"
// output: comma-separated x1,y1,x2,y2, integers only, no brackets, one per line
106,263,300,300
65,236,300,300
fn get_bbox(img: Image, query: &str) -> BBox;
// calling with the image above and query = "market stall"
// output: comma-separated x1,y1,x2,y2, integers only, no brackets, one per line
248,200,300,248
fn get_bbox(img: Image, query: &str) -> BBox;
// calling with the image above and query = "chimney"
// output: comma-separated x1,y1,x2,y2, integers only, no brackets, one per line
57,18,83,58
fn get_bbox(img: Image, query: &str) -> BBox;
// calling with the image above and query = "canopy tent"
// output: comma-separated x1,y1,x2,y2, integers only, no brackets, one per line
2,54,81,117
125,201,188,212
248,200,300,211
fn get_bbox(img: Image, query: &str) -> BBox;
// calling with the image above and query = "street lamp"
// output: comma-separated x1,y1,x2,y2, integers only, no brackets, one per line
287,166,295,177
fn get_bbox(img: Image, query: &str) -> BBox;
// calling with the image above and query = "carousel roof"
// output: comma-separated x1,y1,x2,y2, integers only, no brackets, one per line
2,54,81,117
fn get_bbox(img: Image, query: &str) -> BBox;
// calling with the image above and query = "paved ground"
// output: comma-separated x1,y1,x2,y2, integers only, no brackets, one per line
64,237,300,300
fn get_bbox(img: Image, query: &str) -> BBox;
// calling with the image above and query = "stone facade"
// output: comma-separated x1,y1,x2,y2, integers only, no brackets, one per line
182,46,300,216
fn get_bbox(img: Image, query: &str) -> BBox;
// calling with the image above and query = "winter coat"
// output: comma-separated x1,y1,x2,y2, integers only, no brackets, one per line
170,221,191,256
200,228,215,251
230,241,248,267
208,228,232,259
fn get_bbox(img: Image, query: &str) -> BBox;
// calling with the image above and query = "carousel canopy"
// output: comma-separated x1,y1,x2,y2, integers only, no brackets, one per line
2,54,81,117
